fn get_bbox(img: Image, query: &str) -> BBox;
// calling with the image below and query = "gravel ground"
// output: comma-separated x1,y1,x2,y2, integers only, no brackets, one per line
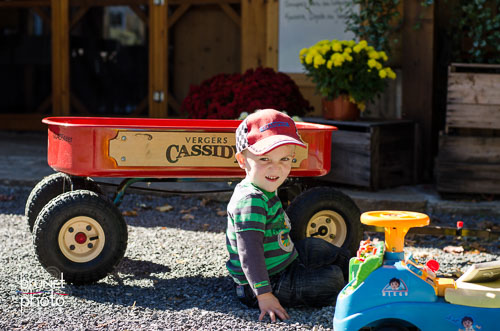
1,183,499,330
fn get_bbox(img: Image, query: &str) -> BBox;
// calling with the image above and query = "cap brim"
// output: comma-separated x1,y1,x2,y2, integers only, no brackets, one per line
247,135,306,155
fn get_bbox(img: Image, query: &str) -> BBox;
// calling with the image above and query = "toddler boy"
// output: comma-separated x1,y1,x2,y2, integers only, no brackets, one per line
226,109,349,322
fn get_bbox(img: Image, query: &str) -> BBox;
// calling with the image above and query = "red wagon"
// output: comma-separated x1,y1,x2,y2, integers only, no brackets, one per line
26,117,362,284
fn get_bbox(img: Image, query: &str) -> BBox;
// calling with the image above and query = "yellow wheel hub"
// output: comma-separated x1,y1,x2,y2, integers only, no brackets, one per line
58,216,105,263
306,210,347,246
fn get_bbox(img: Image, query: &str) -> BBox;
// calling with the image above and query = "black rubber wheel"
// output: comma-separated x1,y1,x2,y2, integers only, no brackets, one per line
287,187,362,256
25,172,103,232
32,190,127,284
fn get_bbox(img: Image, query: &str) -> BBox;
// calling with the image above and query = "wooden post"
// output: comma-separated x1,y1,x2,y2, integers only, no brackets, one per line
241,0,267,71
149,0,168,118
402,2,435,181
51,0,70,116
265,0,278,69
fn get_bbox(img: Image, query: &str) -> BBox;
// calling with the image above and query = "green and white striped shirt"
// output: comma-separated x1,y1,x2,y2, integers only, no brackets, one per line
226,180,297,295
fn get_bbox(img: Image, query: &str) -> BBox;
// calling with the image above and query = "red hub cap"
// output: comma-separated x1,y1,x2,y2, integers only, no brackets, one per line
75,232,87,244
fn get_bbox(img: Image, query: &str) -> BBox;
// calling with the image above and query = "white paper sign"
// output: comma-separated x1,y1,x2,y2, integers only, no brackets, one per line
278,0,356,73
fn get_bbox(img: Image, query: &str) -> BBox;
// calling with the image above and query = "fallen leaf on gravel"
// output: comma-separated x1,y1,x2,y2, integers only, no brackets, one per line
465,249,480,255
137,203,151,210
180,207,198,214
217,210,227,216
415,252,429,260
200,198,211,206
443,245,464,254
168,296,184,301
156,204,173,212
122,210,138,217
467,242,488,252
202,223,210,230
182,214,195,221
0,194,14,201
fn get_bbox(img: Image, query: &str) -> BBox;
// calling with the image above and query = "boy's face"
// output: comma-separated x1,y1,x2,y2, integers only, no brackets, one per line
236,144,295,192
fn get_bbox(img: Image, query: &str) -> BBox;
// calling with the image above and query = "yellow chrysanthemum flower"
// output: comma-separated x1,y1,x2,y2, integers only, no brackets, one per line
379,51,388,61
379,69,387,79
353,45,362,53
305,53,314,65
367,59,377,68
330,52,345,67
368,51,380,60
332,42,342,52
375,62,382,70
343,53,353,62
319,45,330,54
313,54,326,68
386,67,397,79
357,102,366,111
358,40,368,49
299,48,308,56
344,47,352,54
326,60,333,69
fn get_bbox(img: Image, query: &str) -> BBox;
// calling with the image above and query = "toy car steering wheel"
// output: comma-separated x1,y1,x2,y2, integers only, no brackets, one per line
361,211,430,253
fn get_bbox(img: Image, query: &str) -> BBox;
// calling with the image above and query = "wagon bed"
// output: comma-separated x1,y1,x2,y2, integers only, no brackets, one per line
43,117,336,178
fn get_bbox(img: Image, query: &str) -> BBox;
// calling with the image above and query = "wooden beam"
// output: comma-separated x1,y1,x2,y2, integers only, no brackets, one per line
71,0,147,5
148,0,168,118
218,3,240,28
169,0,239,4
70,6,89,29
130,97,148,116
168,4,191,29
51,0,70,116
71,0,239,5
129,4,149,26
241,0,267,71
35,95,52,114
70,93,91,115
265,0,278,69
402,1,435,182
0,0,239,8
167,92,181,115
0,114,46,131
0,1,50,7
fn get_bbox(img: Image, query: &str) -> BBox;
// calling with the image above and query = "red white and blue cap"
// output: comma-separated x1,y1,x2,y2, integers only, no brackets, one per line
235,109,306,155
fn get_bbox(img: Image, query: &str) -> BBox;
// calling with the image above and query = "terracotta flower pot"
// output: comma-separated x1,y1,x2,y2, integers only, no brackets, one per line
322,95,360,121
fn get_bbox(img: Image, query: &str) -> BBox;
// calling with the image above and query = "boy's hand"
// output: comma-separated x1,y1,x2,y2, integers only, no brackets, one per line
256,292,289,322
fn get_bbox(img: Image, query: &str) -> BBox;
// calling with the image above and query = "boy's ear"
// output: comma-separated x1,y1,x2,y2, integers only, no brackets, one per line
235,152,246,169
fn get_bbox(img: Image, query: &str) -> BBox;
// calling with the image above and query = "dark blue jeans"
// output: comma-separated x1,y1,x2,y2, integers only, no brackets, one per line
236,237,350,308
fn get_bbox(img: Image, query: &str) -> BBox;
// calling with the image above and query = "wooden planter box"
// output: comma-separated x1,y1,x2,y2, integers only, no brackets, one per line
435,63,500,194
305,118,417,190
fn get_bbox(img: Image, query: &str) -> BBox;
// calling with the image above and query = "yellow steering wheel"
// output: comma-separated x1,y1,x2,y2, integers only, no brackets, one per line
361,211,430,253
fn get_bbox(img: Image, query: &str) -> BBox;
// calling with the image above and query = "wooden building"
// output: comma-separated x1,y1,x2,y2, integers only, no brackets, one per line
0,0,436,180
